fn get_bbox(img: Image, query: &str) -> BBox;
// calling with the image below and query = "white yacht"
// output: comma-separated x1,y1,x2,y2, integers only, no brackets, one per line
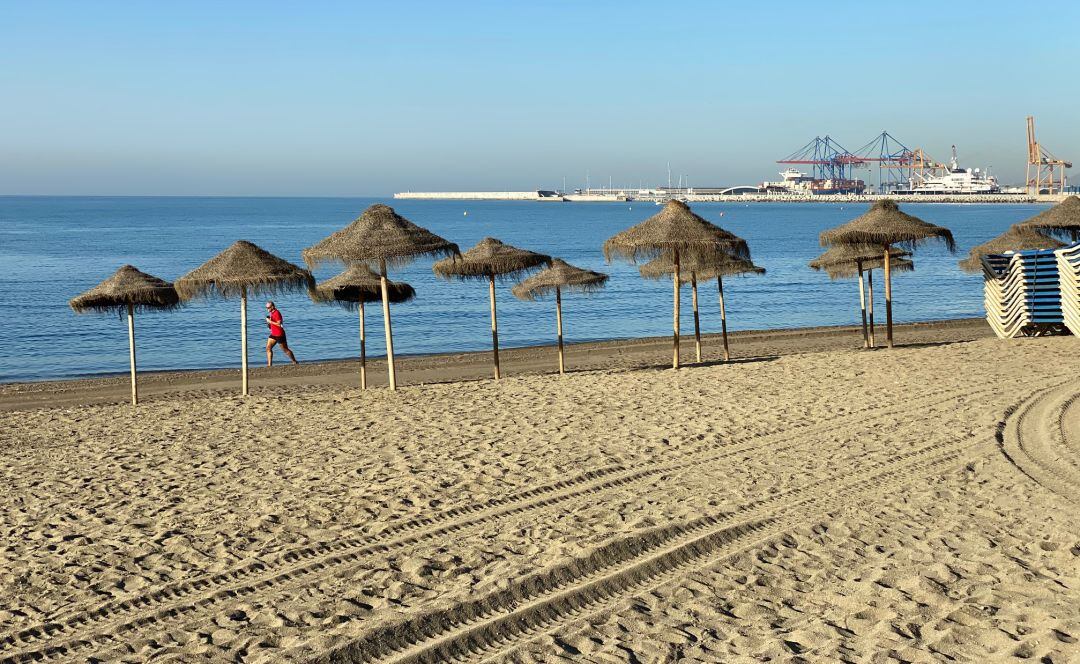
897,146,1000,194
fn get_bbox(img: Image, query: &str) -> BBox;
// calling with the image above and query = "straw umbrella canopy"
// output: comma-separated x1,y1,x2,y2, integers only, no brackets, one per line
69,265,180,405
821,256,913,279
809,245,912,276
958,226,1065,273
302,204,458,391
433,237,552,380
511,259,609,375
820,199,954,348
603,200,750,368
313,264,416,390
639,253,764,362
175,240,315,396
1016,196,1080,242
811,246,913,349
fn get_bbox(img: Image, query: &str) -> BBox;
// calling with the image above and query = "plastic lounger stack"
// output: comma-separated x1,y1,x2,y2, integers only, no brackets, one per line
1057,243,1080,336
982,248,1065,338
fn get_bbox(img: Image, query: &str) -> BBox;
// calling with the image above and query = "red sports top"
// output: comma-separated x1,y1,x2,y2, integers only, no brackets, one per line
269,310,284,336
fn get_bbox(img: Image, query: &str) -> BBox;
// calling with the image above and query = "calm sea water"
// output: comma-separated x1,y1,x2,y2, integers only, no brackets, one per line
0,196,1047,382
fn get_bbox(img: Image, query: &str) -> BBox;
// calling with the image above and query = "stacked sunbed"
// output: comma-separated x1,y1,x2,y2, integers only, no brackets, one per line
982,248,1065,338
1057,243,1080,336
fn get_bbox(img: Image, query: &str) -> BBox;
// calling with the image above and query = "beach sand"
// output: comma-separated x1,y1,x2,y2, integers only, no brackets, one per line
0,318,990,411
0,320,1078,662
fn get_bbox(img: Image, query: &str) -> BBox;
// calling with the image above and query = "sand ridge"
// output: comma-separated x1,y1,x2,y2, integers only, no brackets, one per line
0,335,1077,662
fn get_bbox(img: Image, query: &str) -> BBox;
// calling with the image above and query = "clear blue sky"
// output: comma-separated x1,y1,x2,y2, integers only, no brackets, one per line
2,1,1076,195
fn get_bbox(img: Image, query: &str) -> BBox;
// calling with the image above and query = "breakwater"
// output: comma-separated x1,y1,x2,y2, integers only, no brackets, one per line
394,191,562,201
394,191,1071,204
678,193,1062,204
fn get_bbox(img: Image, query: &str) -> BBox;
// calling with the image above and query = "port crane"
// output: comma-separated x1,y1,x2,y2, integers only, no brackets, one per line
850,131,950,193
851,131,914,193
1026,116,1071,194
777,136,863,181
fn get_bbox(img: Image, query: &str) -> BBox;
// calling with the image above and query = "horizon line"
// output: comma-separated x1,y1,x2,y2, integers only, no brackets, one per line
0,193,395,199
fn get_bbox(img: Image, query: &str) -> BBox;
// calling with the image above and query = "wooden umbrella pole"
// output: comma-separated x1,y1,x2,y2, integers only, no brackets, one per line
240,286,249,396
127,302,138,405
379,260,397,391
672,250,680,369
857,261,868,348
867,268,876,348
489,273,501,380
358,301,367,390
691,273,701,363
555,286,565,375
717,275,730,362
883,246,894,348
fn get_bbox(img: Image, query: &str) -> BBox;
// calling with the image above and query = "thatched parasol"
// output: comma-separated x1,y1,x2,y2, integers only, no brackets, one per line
640,253,764,362
820,199,954,348
958,225,1065,273
604,200,750,368
434,237,552,380
1016,195,1080,241
313,264,416,389
511,259,609,374
810,245,912,348
70,265,180,405
302,204,458,390
175,240,315,396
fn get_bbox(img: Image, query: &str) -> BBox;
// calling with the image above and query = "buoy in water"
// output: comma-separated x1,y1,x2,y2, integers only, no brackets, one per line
463,211,468,216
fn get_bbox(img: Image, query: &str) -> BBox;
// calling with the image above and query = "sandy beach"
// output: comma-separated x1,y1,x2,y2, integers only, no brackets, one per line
0,318,990,411
0,320,1078,663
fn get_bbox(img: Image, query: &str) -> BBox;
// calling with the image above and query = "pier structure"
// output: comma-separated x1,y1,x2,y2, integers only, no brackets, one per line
393,190,1071,205
393,190,563,201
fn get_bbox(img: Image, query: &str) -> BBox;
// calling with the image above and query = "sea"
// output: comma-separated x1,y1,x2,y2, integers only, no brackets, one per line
0,196,1048,383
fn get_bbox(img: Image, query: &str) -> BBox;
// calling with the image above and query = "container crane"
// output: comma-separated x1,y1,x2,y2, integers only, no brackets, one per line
851,131,915,193
1027,116,1071,194
777,136,863,181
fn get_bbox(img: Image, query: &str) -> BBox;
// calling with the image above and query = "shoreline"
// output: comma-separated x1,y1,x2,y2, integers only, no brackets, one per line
0,316,992,411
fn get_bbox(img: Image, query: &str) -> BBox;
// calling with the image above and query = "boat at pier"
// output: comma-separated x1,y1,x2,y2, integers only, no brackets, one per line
760,168,865,195
893,147,1000,195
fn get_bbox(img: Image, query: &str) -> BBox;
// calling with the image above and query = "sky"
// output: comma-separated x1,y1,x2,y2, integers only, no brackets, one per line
1,1,1077,196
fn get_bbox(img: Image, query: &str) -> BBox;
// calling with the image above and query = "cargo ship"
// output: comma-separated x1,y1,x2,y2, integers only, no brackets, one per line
760,168,866,195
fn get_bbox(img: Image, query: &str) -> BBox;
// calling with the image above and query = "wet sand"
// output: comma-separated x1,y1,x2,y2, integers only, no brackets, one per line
1,319,1078,663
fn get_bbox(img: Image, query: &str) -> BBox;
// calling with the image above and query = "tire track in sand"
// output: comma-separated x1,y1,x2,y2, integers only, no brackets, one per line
1000,379,1080,504
314,432,997,664
0,377,1051,662
477,384,1074,664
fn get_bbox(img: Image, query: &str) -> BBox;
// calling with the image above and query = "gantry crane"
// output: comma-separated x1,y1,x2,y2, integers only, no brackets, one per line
777,136,864,182
850,132,949,193
1027,116,1071,194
